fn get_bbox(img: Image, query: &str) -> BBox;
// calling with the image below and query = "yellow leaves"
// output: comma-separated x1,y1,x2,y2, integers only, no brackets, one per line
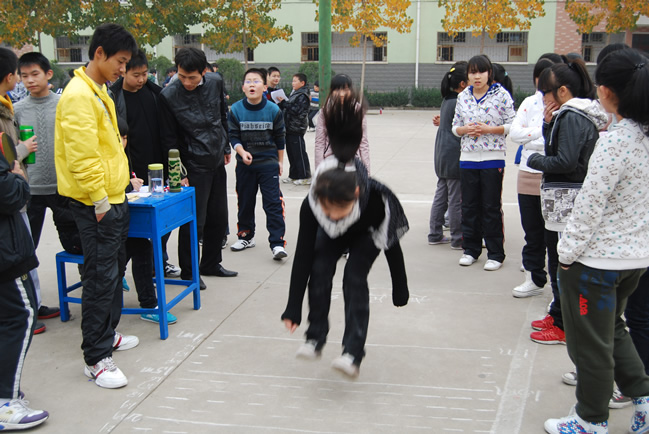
329,0,412,42
565,0,649,34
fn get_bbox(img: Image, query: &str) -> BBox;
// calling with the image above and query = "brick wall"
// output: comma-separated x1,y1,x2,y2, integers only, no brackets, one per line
554,2,582,54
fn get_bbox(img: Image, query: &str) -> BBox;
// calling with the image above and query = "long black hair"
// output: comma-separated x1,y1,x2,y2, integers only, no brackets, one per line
537,56,595,100
595,49,649,136
440,61,467,98
492,63,513,97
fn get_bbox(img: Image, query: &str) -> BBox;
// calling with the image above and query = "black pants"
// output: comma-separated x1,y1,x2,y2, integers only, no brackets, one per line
308,109,318,129
27,193,80,253
306,228,380,366
559,264,649,423
179,167,228,278
626,268,649,375
546,230,562,329
70,200,129,366
518,193,547,287
285,133,311,180
235,162,285,249
126,238,156,309
0,274,36,399
460,167,505,262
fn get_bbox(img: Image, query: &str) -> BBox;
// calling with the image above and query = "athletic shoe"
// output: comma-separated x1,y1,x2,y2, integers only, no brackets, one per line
33,322,46,335
293,178,312,186
513,272,544,297
531,325,566,345
532,314,555,331
450,243,463,250
221,236,228,249
231,238,255,251
272,246,288,260
140,312,177,325
0,399,49,430
630,396,649,433
164,262,181,278
37,305,60,319
484,259,503,271
331,353,360,378
428,236,451,245
520,263,525,272
296,340,321,360
609,388,632,409
459,254,477,266
113,332,139,351
84,356,128,389
544,413,608,434
562,371,577,386
282,178,294,184
122,277,130,292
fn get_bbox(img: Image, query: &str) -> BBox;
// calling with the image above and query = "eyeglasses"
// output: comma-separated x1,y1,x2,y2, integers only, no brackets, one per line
244,80,263,85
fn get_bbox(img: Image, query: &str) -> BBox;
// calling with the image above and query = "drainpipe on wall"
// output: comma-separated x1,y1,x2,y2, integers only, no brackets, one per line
414,0,421,89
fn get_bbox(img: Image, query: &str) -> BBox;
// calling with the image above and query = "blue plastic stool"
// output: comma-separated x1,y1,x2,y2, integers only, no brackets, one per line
55,251,84,321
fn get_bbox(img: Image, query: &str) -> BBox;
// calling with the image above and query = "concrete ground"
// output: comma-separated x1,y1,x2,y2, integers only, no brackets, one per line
24,109,635,433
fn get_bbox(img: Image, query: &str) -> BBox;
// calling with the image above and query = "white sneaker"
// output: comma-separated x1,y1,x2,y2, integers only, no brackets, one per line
281,177,294,184
293,178,312,186
544,413,608,434
630,396,649,433
272,246,288,260
0,399,49,430
484,259,502,271
332,353,360,378
562,371,577,386
84,356,128,388
459,254,477,266
113,332,139,351
296,340,321,359
230,238,255,251
512,271,544,297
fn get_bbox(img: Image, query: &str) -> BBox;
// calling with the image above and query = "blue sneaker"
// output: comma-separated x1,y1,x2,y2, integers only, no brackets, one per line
122,277,130,292
140,311,177,324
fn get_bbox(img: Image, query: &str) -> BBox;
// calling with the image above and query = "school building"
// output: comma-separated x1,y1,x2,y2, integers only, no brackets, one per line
33,2,649,93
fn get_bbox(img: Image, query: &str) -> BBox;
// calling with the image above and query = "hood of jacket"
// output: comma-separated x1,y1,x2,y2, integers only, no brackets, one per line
558,98,608,131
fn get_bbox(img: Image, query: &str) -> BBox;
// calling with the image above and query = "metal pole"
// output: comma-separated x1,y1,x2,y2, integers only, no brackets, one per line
319,0,332,105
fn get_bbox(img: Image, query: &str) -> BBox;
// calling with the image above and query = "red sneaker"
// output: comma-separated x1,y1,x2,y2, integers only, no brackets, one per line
530,325,565,345
531,314,554,331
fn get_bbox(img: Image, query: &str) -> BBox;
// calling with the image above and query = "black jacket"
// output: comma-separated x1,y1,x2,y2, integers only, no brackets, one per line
0,151,38,283
527,105,602,184
280,85,310,135
109,78,165,179
158,72,230,173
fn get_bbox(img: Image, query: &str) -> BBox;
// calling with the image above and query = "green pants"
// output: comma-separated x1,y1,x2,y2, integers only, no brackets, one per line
559,263,649,423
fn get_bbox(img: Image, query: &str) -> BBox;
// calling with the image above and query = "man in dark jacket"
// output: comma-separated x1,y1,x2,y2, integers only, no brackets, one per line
278,73,311,185
0,148,49,430
159,48,237,287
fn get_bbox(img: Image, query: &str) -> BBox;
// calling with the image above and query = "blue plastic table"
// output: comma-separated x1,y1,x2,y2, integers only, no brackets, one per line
122,187,201,339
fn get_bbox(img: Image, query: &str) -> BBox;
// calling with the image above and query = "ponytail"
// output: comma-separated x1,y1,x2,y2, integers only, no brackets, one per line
493,63,513,98
538,57,595,100
322,88,365,164
440,61,467,98
596,49,649,136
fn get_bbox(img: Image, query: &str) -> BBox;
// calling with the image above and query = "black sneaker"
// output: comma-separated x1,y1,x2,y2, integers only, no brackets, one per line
38,305,60,319
34,322,46,335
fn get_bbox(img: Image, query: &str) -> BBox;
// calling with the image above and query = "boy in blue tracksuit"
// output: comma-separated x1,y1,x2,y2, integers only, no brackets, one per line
228,68,287,260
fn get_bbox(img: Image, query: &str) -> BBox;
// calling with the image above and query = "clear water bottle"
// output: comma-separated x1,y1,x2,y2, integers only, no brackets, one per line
148,163,164,197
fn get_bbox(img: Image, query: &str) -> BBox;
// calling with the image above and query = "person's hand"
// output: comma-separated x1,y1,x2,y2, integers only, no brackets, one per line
96,212,106,222
432,115,440,126
278,161,283,176
181,178,189,187
544,101,560,123
473,122,491,136
130,177,144,191
10,161,25,178
23,136,37,153
224,154,232,165
240,151,253,165
466,123,481,137
283,319,298,333
276,96,285,102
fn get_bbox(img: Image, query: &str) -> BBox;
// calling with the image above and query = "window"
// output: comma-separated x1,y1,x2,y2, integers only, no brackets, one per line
436,31,528,62
301,32,319,62
496,32,526,44
582,45,593,62
438,46,454,62
438,32,466,44
55,36,90,63
632,33,649,52
301,31,388,63
582,33,605,44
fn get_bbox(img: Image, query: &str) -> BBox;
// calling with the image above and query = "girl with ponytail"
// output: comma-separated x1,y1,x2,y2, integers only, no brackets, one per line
544,49,649,434
428,62,467,248
281,88,409,378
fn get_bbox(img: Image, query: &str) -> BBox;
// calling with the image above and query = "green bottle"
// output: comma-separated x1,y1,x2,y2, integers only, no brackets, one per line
168,149,182,193
19,126,35,164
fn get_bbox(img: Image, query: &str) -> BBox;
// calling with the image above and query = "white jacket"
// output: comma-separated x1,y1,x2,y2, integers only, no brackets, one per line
510,91,544,174
558,118,649,270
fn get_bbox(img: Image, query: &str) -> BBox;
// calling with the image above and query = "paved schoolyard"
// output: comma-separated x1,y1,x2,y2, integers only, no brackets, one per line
24,109,635,433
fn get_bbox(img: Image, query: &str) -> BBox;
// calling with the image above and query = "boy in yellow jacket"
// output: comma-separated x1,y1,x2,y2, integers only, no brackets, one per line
54,23,139,389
